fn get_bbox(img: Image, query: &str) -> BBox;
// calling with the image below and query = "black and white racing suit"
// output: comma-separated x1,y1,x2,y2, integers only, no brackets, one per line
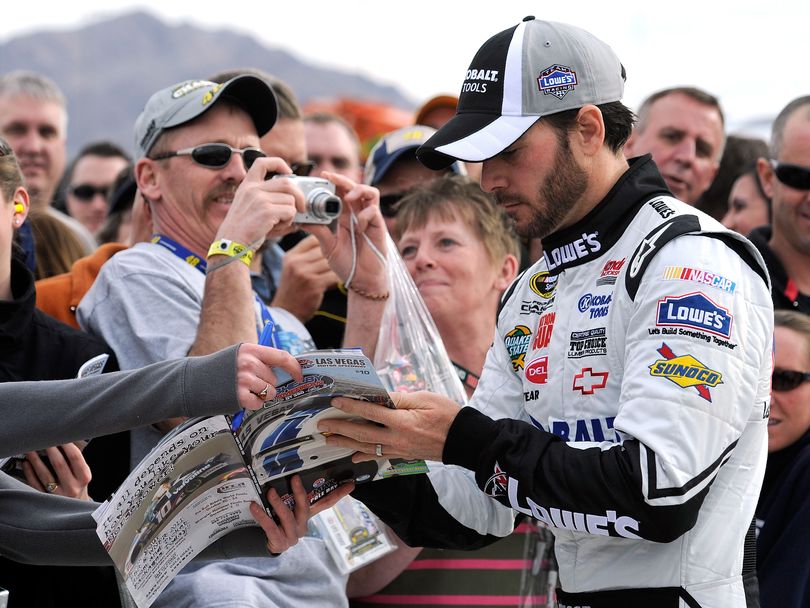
354,156,774,607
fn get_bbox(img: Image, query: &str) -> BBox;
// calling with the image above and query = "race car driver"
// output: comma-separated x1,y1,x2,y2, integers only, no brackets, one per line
318,17,774,608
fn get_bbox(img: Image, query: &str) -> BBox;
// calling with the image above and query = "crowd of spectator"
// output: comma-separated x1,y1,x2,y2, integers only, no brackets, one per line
1,19,809,607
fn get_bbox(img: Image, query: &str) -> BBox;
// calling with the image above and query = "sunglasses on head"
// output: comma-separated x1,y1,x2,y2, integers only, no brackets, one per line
379,193,406,218
69,183,112,201
772,368,810,392
770,160,810,191
151,143,266,170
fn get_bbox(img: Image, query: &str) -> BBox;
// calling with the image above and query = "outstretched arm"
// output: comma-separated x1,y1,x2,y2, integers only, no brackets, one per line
0,343,301,457
306,171,388,358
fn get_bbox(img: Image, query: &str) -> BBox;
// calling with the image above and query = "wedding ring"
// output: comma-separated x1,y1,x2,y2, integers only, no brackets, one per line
45,481,59,493
258,384,269,400
375,443,383,457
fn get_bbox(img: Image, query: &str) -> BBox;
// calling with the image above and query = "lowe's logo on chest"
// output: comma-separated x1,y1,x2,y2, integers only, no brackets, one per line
656,292,733,339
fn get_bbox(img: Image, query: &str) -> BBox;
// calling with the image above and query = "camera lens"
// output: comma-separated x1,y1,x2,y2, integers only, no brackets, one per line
324,198,341,215
307,189,342,219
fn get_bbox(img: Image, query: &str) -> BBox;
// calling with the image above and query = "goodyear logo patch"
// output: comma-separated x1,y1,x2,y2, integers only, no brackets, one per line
656,292,733,339
649,343,722,402
529,271,558,299
662,266,736,294
505,325,532,372
537,64,578,100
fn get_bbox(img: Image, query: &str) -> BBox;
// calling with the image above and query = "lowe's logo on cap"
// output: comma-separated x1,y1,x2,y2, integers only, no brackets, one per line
537,65,578,100
656,292,733,339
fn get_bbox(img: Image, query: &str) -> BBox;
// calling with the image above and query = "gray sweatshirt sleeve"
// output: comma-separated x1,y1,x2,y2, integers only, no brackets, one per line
0,343,277,566
0,345,242,457
0,472,271,566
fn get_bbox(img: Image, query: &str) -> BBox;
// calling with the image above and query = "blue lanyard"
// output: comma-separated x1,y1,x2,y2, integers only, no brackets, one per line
151,234,207,272
152,234,279,433
151,234,275,338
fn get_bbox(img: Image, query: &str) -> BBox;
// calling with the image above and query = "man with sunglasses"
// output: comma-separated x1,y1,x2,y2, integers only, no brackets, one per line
756,310,810,608
76,75,388,608
208,69,342,347
62,141,130,235
364,125,465,233
749,96,810,314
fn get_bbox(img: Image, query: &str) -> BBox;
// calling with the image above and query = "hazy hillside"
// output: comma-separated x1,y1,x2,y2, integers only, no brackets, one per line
0,11,415,155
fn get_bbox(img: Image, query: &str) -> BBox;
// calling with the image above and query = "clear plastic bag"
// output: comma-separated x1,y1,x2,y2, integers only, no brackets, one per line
373,233,467,405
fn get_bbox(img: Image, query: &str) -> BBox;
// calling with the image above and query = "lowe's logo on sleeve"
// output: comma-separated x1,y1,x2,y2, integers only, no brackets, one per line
656,292,733,339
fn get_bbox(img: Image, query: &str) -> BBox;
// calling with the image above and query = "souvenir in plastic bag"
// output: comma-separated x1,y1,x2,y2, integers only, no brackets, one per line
372,233,467,404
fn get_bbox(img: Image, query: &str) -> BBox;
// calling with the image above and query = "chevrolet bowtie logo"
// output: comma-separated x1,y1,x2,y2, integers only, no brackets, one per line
572,368,609,394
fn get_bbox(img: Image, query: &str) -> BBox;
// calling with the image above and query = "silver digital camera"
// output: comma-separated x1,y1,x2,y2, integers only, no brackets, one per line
272,175,342,224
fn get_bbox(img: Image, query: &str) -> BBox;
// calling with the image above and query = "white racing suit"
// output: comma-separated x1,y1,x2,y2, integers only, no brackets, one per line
354,156,774,607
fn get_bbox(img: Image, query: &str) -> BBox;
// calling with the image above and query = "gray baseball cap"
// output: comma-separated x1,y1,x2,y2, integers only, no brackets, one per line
417,17,625,169
133,75,278,158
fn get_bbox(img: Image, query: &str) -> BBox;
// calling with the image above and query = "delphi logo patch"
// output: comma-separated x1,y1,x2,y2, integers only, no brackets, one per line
537,65,578,100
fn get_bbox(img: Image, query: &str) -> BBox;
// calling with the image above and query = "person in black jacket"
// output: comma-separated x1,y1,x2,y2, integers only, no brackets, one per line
0,136,123,606
757,310,810,608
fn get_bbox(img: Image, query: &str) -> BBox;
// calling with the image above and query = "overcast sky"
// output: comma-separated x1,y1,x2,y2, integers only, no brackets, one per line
5,1,807,136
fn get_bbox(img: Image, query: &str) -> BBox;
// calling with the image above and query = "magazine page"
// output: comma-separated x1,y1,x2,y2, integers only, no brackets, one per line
93,416,259,608
311,495,396,574
233,349,427,512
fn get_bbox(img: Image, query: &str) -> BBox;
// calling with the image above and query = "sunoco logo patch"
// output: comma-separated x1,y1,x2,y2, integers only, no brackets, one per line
505,325,532,372
537,64,578,100
649,343,722,402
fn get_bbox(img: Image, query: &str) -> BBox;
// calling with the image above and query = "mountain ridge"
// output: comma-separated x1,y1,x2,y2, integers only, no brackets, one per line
0,10,415,156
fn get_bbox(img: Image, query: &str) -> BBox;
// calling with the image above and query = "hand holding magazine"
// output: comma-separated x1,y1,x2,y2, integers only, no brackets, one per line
93,349,426,608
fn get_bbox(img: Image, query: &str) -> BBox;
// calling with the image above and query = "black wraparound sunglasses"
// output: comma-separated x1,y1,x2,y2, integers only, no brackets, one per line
770,160,810,191
151,143,266,170
379,193,406,218
772,368,810,392
69,183,112,201
290,160,316,177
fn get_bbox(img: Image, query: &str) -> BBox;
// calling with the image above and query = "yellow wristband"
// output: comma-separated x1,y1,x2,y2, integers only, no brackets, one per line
207,239,254,267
